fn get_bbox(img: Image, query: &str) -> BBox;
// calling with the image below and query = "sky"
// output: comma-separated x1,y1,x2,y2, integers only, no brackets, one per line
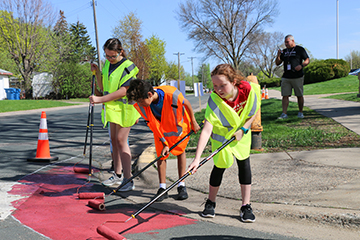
49,0,360,74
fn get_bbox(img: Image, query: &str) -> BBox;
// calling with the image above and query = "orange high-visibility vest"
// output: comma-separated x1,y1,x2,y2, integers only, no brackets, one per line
134,86,191,159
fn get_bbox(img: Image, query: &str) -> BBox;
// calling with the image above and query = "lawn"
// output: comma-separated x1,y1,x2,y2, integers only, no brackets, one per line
185,98,360,156
324,93,360,102
0,99,78,113
272,75,359,95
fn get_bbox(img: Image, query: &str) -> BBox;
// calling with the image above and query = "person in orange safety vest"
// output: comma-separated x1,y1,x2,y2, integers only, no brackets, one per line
127,79,200,201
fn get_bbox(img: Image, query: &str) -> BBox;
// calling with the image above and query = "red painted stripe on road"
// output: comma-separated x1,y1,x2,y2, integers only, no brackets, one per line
8,166,196,239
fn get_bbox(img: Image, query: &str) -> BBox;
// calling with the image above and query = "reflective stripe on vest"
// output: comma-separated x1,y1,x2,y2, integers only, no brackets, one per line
101,59,140,127
205,82,261,168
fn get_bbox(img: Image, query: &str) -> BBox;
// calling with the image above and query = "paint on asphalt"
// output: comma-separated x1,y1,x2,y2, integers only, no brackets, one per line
8,165,196,239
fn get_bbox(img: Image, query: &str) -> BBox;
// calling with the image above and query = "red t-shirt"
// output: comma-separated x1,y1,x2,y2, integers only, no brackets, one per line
217,80,251,115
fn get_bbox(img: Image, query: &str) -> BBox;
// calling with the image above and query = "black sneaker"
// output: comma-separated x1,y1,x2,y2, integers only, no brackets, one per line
176,186,188,200
200,199,216,218
154,188,168,202
240,204,255,223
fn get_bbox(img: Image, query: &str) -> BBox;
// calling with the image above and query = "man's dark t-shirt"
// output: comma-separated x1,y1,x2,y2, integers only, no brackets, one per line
280,45,309,79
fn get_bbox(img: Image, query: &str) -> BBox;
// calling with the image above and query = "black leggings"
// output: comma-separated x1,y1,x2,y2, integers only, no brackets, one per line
209,157,251,187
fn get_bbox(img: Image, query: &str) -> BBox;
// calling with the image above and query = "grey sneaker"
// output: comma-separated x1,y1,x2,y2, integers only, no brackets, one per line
297,112,304,118
201,199,216,218
278,113,288,119
240,204,256,223
117,178,135,192
102,172,122,186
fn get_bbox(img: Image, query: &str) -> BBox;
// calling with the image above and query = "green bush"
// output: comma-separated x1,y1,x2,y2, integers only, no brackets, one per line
259,77,281,88
304,59,350,84
52,62,92,99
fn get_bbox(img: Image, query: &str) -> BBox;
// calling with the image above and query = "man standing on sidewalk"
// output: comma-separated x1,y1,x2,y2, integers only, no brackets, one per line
276,34,310,119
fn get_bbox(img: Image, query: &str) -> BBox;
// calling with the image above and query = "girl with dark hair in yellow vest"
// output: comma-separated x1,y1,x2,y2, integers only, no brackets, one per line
127,79,200,201
89,38,140,191
187,64,260,223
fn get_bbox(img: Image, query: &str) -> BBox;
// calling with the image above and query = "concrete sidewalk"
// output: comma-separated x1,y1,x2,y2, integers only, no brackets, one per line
128,90,360,234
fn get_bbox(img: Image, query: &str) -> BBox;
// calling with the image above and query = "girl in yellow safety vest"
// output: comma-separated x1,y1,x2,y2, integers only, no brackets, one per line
89,38,140,191
187,64,260,223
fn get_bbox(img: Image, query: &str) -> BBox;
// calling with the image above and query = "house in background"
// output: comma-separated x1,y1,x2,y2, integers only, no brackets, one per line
0,68,13,100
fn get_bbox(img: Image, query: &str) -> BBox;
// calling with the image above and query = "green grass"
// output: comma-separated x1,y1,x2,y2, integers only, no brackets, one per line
62,98,90,102
0,99,78,113
258,99,360,152
184,98,360,156
272,75,359,95
324,93,360,102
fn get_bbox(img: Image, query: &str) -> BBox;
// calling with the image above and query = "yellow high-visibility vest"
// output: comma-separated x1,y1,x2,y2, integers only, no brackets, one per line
101,59,140,128
205,82,260,168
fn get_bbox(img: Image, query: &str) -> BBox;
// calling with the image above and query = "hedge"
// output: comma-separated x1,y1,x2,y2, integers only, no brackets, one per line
304,59,350,84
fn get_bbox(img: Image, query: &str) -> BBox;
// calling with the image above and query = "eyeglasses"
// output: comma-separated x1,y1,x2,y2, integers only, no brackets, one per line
104,52,120,60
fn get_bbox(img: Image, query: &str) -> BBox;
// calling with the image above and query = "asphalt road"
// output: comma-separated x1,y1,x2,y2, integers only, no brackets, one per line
0,94,303,240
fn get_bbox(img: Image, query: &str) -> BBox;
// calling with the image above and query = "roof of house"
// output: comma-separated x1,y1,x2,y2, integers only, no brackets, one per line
0,68,13,76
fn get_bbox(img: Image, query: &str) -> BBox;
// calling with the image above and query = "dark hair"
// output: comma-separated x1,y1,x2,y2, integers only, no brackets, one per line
211,64,245,86
103,38,126,58
127,79,155,102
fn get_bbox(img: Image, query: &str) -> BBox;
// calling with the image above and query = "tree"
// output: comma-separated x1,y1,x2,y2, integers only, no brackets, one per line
145,34,167,85
238,60,260,77
69,21,97,62
112,12,150,79
249,31,283,78
0,0,55,98
49,12,96,99
197,63,211,89
0,11,18,75
184,72,199,88
177,0,279,70
345,50,360,70
164,61,185,83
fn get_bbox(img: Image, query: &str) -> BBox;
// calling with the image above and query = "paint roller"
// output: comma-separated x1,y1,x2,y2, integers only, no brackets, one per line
88,121,204,211
88,199,105,211
78,192,105,199
97,225,126,240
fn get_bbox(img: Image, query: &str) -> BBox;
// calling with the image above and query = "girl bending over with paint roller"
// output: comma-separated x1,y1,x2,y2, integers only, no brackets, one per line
187,64,260,223
89,38,140,191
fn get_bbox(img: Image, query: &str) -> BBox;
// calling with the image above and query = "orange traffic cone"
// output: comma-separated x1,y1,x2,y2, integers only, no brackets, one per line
27,111,58,162
261,87,265,100
265,88,269,99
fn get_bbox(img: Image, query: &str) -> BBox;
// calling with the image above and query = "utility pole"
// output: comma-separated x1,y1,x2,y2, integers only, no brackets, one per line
188,57,196,91
174,52,184,90
92,0,101,70
336,0,339,59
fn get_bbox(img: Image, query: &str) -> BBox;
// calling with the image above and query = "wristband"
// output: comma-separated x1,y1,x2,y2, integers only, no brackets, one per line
240,127,249,134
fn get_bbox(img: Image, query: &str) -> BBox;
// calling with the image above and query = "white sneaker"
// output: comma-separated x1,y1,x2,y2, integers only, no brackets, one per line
278,113,288,119
297,112,304,118
117,178,135,192
102,172,122,186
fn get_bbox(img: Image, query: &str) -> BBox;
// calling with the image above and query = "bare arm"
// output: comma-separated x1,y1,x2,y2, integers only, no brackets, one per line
183,98,200,133
295,58,310,72
187,120,213,173
275,49,283,66
233,110,258,141
89,86,128,104
91,63,103,91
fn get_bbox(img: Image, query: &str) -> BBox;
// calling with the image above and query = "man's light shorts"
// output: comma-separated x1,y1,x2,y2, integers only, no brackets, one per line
281,76,304,97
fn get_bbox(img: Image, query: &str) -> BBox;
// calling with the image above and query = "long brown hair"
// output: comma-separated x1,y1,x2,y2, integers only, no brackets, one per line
211,64,245,86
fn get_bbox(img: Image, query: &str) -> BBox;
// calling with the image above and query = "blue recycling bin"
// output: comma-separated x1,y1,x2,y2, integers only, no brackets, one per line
14,88,21,100
4,88,20,100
